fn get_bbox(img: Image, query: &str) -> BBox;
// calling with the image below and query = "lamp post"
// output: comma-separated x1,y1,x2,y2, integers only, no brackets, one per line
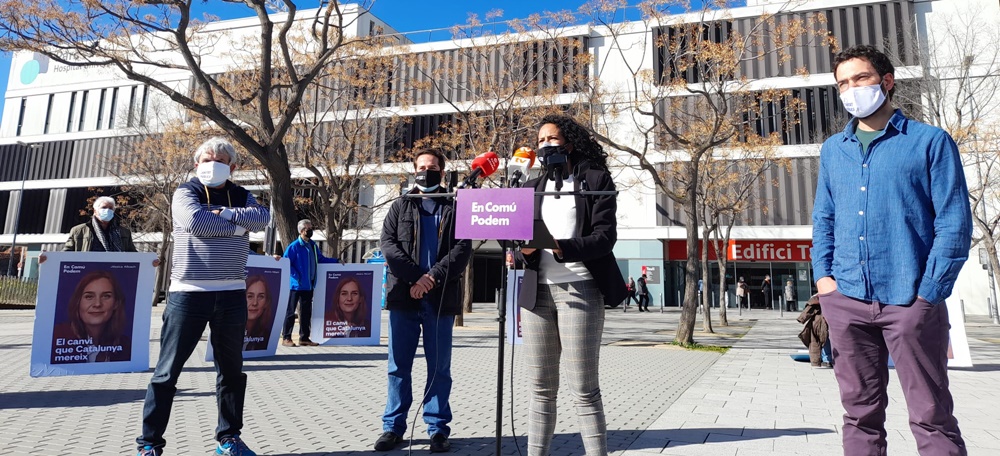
6,141,36,277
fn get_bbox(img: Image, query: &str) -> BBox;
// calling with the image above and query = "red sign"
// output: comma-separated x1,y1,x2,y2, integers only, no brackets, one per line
727,240,811,262
666,239,812,262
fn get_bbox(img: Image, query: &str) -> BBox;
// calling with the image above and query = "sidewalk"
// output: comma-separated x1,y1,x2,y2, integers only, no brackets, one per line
0,305,998,455
621,311,1000,455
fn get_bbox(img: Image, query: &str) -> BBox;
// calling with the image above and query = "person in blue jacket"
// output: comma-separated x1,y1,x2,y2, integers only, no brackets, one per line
280,219,338,347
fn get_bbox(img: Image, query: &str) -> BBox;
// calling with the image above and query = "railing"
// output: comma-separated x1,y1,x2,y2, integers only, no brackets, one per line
0,276,38,307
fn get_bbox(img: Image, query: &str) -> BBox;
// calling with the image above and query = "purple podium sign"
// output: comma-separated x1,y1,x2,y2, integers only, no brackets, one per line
455,188,534,240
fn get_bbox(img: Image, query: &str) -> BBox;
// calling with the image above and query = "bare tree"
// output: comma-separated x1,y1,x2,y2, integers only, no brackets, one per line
581,0,832,345
893,1,1000,313
399,10,592,315
0,0,379,246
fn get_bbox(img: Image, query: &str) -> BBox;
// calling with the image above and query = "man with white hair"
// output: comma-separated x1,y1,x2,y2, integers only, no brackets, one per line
136,137,270,456
280,218,338,347
64,196,137,252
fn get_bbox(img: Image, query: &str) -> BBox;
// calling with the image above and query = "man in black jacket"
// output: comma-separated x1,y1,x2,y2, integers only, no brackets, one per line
636,274,650,311
374,148,472,453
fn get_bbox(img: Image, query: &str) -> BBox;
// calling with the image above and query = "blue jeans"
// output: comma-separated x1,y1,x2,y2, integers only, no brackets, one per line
137,290,247,451
821,339,833,364
382,303,455,437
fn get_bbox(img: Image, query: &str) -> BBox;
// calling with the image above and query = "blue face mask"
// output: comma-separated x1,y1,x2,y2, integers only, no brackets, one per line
96,208,114,222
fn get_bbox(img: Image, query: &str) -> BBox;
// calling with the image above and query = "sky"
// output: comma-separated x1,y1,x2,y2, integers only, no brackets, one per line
1,0,649,115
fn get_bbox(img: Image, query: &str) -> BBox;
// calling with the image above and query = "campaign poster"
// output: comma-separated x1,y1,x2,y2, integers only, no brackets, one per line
30,252,157,377
207,256,290,361
311,263,384,346
505,269,524,345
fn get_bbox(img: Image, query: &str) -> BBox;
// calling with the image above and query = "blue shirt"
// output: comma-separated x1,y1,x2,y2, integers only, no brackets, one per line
811,110,972,305
418,198,441,306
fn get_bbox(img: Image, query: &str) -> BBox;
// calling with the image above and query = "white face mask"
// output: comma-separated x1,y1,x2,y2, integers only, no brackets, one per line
96,208,114,222
839,81,886,119
197,161,231,187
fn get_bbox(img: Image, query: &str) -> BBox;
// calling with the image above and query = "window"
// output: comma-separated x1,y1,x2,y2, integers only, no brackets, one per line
96,88,107,130
66,92,77,132
43,94,54,134
78,91,89,131
108,88,119,129
16,98,26,136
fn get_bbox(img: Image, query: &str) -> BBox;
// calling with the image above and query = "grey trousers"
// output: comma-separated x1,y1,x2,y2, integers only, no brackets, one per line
522,279,608,456
820,290,965,456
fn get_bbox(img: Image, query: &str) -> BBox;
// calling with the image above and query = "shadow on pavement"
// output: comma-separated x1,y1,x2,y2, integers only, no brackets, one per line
257,352,387,362
625,427,835,448
182,363,376,373
0,388,211,409
950,363,1000,372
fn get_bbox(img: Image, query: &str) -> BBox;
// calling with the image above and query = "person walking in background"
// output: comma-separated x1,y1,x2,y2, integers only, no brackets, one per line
784,279,797,311
736,277,748,311
636,274,650,312
812,45,972,455
517,114,627,456
760,274,773,310
64,196,137,253
136,137,270,456
375,148,472,453
626,276,639,308
280,219,338,347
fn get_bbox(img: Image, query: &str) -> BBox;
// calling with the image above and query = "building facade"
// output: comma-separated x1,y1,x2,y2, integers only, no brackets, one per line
3,0,999,314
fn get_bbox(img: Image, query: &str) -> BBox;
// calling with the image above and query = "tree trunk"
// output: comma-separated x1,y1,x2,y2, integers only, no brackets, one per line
701,225,714,333
675,174,701,346
324,204,342,260
717,259,729,326
456,260,473,327
266,164,299,253
153,236,171,306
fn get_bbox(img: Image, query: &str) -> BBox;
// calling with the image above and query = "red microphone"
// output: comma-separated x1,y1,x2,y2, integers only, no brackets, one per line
460,151,500,188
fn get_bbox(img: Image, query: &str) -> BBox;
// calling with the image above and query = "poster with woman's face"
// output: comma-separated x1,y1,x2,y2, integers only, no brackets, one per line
49,261,140,364
323,271,374,338
30,252,157,377
206,256,289,361
311,263,384,346
243,266,283,352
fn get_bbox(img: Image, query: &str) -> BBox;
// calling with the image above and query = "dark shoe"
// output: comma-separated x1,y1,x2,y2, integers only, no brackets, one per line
374,431,403,451
429,433,451,453
281,338,296,347
298,338,319,347
821,362,833,368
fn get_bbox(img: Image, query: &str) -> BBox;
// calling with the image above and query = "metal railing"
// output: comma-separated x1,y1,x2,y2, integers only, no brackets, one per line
0,276,38,307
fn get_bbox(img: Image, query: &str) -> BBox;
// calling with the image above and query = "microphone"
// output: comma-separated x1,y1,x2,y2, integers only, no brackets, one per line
540,145,569,198
507,147,536,187
458,151,500,188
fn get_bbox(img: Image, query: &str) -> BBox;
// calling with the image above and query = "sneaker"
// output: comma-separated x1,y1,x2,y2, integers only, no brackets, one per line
429,433,451,453
216,436,256,456
137,446,159,456
281,338,296,347
298,338,320,347
374,431,404,451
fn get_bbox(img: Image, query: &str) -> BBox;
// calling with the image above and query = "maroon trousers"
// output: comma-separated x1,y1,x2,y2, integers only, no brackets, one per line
819,290,966,456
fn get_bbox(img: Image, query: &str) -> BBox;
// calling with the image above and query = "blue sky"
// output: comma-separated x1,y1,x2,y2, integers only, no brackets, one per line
0,0,663,115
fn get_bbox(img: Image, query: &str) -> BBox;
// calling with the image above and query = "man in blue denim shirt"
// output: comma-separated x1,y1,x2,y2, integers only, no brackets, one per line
812,45,971,456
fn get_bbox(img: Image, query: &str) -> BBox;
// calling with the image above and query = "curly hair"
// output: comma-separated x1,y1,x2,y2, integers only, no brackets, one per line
538,114,608,170
833,45,896,100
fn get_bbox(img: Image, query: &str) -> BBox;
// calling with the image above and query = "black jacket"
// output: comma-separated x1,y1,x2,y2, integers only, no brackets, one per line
637,277,649,296
518,161,627,307
380,187,473,315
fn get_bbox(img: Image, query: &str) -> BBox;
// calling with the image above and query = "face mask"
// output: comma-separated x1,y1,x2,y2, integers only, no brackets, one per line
96,208,114,222
839,80,886,119
197,161,231,187
414,170,442,192
304,229,314,238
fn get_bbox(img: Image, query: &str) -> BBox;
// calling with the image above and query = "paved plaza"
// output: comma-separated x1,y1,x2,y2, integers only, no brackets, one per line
0,303,998,455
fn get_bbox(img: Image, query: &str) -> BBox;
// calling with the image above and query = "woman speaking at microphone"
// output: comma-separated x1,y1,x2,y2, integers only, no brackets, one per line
517,114,626,456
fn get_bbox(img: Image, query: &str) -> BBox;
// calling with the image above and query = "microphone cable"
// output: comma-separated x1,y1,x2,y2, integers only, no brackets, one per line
404,188,455,455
